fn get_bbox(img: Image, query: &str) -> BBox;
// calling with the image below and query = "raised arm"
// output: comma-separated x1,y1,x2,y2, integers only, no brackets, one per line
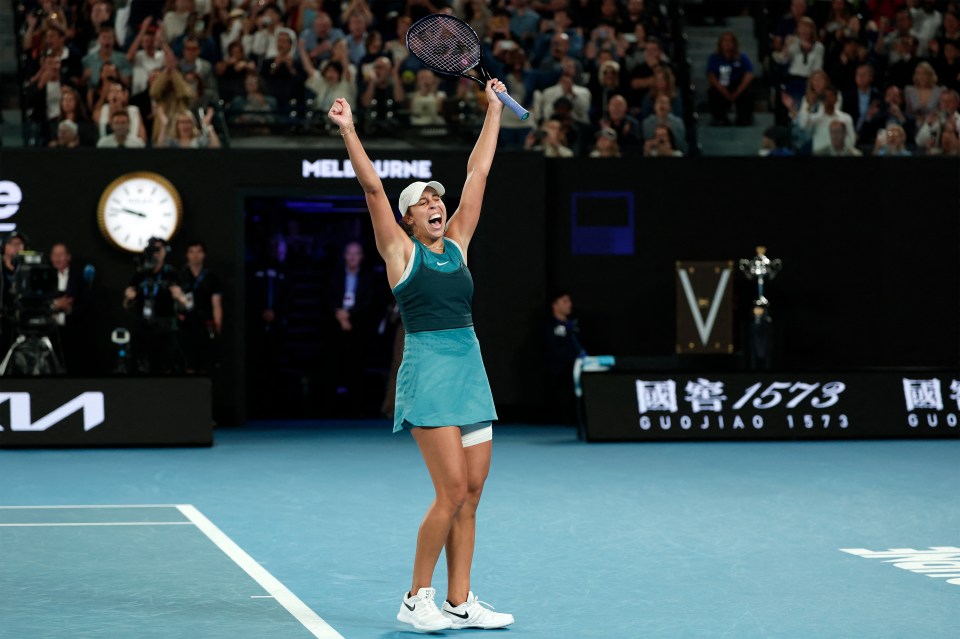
446,79,506,253
327,98,409,277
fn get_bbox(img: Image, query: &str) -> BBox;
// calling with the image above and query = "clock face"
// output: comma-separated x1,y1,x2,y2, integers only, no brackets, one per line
97,172,183,253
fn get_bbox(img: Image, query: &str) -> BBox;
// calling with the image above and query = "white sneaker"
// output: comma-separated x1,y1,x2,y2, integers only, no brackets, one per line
397,587,453,633
441,591,514,629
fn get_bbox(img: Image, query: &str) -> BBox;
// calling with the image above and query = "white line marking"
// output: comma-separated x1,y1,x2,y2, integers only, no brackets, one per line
251,595,276,599
0,505,183,509
176,505,344,639
0,522,192,527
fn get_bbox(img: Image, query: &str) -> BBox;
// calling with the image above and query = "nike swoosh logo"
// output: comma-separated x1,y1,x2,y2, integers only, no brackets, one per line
404,602,416,611
447,609,469,620
437,261,449,266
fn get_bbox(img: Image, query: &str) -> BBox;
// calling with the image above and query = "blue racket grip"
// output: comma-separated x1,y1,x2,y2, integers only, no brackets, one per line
497,91,529,120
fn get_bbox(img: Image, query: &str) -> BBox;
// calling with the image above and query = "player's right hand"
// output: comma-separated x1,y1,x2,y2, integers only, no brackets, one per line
328,98,353,128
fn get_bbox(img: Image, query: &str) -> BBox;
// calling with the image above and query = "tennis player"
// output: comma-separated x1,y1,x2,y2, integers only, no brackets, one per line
328,80,514,633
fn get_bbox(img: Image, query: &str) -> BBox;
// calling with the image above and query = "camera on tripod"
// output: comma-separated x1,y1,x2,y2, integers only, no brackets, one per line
9,252,59,327
137,242,165,273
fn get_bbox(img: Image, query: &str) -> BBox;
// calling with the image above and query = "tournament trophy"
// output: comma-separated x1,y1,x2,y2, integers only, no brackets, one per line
739,246,781,370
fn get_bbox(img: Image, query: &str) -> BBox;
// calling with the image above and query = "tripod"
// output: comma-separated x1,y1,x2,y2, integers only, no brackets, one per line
0,318,65,376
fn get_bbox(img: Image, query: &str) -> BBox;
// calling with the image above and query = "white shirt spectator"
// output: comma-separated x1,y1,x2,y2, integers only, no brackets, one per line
774,38,824,78
98,104,144,139
798,104,855,154
132,49,165,95
539,82,591,124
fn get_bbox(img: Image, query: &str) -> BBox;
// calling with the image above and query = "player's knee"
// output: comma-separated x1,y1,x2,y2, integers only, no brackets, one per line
439,481,469,512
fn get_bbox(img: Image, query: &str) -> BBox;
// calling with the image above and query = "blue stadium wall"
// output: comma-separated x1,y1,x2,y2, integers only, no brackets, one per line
1,150,957,424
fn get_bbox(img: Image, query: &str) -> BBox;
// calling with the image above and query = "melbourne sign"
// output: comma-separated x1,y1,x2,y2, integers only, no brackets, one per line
0,378,212,448
302,158,433,179
581,370,960,441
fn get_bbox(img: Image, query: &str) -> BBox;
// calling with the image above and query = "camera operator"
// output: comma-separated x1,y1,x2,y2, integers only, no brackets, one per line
50,242,92,375
178,240,223,374
1,231,27,356
123,237,188,374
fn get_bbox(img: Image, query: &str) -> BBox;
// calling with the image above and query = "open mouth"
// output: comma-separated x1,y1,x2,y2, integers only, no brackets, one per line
428,213,442,229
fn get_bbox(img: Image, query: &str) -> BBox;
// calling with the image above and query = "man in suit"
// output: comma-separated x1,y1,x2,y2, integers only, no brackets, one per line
843,64,882,144
50,242,91,374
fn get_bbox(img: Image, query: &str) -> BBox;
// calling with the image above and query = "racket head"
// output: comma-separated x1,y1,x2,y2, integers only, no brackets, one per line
407,14,484,83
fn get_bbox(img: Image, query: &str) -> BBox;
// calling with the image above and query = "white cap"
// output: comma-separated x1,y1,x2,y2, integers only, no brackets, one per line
398,181,446,216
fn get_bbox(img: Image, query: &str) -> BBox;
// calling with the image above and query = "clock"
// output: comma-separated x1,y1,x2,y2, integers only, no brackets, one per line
97,171,183,253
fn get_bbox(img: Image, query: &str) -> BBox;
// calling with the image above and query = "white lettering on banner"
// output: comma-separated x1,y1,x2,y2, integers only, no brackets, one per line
0,392,105,432
635,380,678,414
0,180,23,232
902,378,944,411
840,547,960,587
684,379,727,413
302,159,432,180
950,380,960,409
732,380,846,410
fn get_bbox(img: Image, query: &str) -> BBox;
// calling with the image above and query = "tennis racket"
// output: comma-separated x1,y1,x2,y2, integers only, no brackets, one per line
407,14,530,121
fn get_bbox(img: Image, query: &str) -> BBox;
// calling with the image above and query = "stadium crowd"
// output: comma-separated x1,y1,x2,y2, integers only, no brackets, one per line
14,0,960,156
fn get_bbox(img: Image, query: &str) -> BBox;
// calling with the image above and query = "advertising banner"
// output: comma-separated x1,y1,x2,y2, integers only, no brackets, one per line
581,370,960,441
0,378,213,448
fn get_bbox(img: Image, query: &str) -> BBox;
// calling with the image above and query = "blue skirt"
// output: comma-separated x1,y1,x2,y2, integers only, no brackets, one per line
393,327,498,433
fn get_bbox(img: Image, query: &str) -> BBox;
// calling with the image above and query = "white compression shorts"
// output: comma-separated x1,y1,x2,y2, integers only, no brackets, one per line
460,422,492,447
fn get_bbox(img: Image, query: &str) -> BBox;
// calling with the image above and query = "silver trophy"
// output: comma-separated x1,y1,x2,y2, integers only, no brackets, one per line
739,246,782,307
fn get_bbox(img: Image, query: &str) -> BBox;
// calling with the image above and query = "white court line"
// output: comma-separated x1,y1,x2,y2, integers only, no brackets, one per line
176,504,345,639
0,522,193,527
0,504,183,509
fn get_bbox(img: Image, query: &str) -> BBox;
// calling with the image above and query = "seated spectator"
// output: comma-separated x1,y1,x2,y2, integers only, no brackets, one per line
915,89,960,149
50,85,97,146
599,94,642,152
96,110,146,147
97,80,148,145
627,36,667,110
859,84,916,147
538,32,575,76
462,0,494,41
358,30,386,71
49,119,82,148
359,56,405,132
408,69,446,126
706,31,755,126
590,59,624,123
247,6,297,60
933,40,960,93
74,0,114,55
299,40,356,114
328,39,358,92
640,66,682,120
843,64,881,139
815,120,863,156
82,26,132,90
932,9,960,55
772,16,825,106
759,125,796,156
87,61,122,114
538,57,591,125
909,0,942,59
34,21,83,86
904,61,943,120
643,124,683,157
163,0,195,43
550,96,589,156
150,65,198,143
179,36,220,106
642,94,687,154
882,34,921,89
343,12,369,67
156,106,221,148
216,41,257,103
228,72,278,133
524,118,574,157
927,119,960,156
384,16,413,68
789,84,854,154
299,12,345,66
589,127,621,157
508,0,542,50
25,49,68,145
530,9,584,62
260,31,304,109
796,70,844,118
872,123,912,156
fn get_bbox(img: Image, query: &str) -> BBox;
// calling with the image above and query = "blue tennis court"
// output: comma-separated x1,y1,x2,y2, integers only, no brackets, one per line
1,422,957,638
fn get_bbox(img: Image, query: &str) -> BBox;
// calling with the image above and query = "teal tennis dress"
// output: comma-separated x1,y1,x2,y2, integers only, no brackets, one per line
391,237,498,433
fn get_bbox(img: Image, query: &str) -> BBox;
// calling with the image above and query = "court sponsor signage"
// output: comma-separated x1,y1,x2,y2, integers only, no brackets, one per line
840,547,960,587
0,378,213,447
581,370,960,440
0,179,23,232
302,158,433,180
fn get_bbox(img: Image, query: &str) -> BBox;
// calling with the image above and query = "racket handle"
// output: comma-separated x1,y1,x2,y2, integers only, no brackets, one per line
496,91,530,120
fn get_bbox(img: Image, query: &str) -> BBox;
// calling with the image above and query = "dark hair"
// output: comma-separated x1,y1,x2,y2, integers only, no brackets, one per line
325,60,343,76
185,240,207,252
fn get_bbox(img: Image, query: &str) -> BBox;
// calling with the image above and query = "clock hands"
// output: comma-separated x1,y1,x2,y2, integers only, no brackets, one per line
121,207,147,218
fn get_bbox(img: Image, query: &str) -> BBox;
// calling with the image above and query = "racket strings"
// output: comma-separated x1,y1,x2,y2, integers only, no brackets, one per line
407,16,481,74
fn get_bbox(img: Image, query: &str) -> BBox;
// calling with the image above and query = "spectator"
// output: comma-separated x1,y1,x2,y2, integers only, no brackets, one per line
25,49,68,144
408,69,446,126
544,290,585,424
926,118,960,155
74,0,114,55
706,31,755,126
49,119,82,147
82,26,132,90
247,6,297,60
343,12,369,67
216,40,257,103
299,12,345,65
904,61,943,120
524,118,574,157
909,0,942,58
792,85,855,154
538,32,574,76
639,66,682,120
643,124,683,157
299,40,356,113
538,57,591,125
825,31,868,94
150,64,198,142
260,30,303,109
50,86,97,145
97,80,148,144
508,0,541,49
36,22,83,86
498,47,537,148
642,94,687,153
461,0,494,41
550,96,590,156
384,15,413,68
759,125,796,156
627,36,667,110
915,89,960,148
798,69,843,117
531,9,584,62
359,56,405,131
156,106,221,148
773,16,825,106
96,110,146,147
49,242,91,374
859,84,916,147
881,33,921,89
178,240,224,374
180,36,220,105
128,18,165,99
358,29,386,71
873,123,912,155
228,72,278,133
216,7,247,59
590,59,623,123
600,94,642,152
931,10,960,58
843,64,882,138
163,0,196,43
816,119,862,155
933,40,960,93
589,127,621,157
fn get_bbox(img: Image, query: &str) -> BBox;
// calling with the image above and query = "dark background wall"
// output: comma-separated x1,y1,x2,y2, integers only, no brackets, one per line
1,150,956,423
